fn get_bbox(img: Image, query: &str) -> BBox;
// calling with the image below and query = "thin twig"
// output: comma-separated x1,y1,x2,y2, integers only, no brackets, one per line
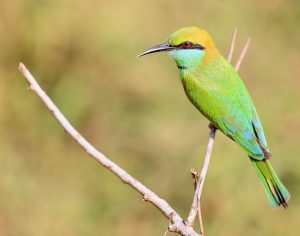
190,170,204,235
197,203,204,235
235,38,251,71
197,126,216,234
227,28,237,63
18,63,200,236
186,126,216,227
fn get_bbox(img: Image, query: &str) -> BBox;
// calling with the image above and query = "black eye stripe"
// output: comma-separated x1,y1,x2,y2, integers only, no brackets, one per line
177,41,205,50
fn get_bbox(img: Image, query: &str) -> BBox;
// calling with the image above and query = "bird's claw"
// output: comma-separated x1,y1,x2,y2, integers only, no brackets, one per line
208,123,217,130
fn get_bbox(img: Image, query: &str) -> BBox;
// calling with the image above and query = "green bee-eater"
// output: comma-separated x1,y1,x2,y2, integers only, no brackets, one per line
139,26,290,208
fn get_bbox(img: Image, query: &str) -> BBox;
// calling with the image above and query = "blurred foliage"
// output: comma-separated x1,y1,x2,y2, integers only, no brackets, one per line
0,0,300,235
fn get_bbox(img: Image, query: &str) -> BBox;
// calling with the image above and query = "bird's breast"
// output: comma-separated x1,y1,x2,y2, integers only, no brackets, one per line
181,74,219,121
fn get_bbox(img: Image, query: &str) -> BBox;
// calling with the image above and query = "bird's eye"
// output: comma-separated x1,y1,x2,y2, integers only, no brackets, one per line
182,41,193,49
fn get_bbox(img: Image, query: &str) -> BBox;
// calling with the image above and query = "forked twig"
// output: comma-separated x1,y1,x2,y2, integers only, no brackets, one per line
186,126,216,233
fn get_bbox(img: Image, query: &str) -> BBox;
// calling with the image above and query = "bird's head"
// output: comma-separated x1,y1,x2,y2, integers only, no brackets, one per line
139,26,217,69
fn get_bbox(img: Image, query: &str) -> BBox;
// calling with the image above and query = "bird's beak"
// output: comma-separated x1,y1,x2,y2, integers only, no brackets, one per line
138,42,176,57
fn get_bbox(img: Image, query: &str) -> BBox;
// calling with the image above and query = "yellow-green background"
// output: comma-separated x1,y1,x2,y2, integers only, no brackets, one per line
1,0,299,235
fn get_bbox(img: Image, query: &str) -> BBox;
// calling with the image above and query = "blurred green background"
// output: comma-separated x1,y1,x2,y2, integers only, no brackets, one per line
1,0,299,235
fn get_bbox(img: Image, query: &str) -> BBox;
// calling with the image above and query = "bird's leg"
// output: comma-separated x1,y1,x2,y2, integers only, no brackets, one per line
208,123,217,130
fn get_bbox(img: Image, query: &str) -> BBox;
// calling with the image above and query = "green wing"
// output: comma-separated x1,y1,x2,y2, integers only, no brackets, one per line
182,59,269,160
215,92,265,160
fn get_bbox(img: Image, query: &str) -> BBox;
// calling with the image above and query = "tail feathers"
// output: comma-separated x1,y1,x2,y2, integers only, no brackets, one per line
251,158,290,208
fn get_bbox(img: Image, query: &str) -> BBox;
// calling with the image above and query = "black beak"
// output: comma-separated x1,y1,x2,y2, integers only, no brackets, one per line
138,42,176,57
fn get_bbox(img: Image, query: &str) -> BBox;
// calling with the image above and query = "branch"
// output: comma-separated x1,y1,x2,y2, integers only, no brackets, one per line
18,29,251,236
18,63,200,236
186,125,216,232
185,29,251,234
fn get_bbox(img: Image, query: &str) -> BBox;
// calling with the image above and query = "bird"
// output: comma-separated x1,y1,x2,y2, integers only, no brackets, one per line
138,26,290,208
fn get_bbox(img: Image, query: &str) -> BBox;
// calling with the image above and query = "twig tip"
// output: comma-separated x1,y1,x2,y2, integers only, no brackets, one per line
18,62,25,71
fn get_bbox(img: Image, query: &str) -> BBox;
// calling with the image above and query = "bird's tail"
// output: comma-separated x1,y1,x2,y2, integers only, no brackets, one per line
251,158,290,208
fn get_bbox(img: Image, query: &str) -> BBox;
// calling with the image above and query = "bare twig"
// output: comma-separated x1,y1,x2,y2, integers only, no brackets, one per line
197,202,204,235
186,125,216,228
18,63,200,236
235,38,251,71
227,28,237,63
190,169,204,234
186,29,251,234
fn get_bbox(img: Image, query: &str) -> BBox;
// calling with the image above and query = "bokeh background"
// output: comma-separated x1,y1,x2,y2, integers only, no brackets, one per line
1,0,299,235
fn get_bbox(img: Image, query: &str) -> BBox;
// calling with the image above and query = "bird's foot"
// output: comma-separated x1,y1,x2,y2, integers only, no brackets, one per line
208,123,217,130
